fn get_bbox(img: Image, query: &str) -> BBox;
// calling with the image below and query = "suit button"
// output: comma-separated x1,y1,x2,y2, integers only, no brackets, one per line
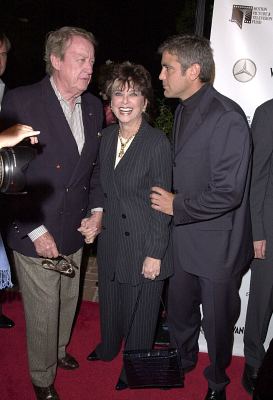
102,226,106,230
104,193,107,198
122,214,126,219
173,189,179,194
173,162,176,167
125,232,130,236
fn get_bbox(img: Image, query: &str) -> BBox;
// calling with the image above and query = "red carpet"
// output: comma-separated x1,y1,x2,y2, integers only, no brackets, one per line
0,294,251,400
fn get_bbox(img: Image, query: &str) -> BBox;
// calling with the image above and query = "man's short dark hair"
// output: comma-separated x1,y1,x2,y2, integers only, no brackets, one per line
158,34,215,83
0,32,11,52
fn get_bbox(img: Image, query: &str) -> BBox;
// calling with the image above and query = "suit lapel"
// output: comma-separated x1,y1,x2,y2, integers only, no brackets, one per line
68,97,100,184
42,77,79,158
41,78,98,186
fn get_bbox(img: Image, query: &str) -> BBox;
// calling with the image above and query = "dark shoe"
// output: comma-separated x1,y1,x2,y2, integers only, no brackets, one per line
115,378,128,391
242,363,259,394
87,350,100,361
57,353,79,370
0,314,15,328
204,387,226,400
32,384,59,400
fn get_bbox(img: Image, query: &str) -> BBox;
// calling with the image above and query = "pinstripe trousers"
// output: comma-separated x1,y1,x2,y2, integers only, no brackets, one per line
13,249,82,387
95,272,164,361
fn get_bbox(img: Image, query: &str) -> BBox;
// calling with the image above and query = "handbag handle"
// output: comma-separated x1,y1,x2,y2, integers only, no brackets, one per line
124,279,145,347
124,278,181,352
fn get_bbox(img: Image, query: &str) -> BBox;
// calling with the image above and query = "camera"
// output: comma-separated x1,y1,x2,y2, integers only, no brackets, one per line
0,146,36,193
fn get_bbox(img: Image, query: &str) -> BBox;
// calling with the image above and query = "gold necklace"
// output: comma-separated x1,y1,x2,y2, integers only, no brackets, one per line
118,130,136,158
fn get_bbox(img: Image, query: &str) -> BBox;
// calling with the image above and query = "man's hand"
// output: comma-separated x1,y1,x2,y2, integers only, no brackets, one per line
150,186,174,216
34,232,58,258
0,124,40,148
78,211,103,244
142,257,161,280
253,240,266,259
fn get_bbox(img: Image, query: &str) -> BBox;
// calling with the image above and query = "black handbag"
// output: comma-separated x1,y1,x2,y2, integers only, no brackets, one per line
123,281,184,389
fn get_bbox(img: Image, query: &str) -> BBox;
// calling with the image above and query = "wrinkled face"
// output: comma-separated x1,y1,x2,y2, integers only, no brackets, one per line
159,50,193,101
0,40,8,77
111,81,147,127
51,35,95,99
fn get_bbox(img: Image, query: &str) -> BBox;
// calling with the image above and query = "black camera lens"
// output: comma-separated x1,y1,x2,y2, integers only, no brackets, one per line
0,146,36,193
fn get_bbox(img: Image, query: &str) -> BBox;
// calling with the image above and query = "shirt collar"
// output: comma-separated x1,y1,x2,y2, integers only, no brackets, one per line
50,76,81,105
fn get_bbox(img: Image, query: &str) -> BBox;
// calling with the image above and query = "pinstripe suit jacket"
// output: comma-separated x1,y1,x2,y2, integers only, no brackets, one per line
97,119,173,285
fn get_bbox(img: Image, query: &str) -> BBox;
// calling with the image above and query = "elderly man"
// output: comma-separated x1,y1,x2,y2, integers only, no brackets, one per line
151,34,253,400
0,27,103,400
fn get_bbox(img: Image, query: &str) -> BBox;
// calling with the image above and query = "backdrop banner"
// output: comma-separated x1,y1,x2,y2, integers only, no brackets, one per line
198,0,273,356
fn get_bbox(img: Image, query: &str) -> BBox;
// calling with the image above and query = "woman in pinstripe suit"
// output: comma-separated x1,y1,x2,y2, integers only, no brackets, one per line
83,62,173,390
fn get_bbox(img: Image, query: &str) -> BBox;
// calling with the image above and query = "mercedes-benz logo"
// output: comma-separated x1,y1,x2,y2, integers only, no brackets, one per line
233,59,257,83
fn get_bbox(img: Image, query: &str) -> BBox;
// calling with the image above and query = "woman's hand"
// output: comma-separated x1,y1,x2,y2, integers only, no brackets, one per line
0,124,40,148
142,256,161,280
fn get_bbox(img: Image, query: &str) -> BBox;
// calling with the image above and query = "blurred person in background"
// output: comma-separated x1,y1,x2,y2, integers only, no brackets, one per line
0,31,15,329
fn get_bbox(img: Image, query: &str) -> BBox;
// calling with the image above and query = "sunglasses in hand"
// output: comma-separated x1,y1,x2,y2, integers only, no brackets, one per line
41,254,78,277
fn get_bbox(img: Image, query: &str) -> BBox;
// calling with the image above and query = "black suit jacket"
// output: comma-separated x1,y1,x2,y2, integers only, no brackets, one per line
172,84,253,280
0,76,103,256
250,99,273,258
97,120,173,285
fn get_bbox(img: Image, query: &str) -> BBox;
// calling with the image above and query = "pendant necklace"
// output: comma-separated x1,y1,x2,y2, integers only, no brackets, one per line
118,130,136,158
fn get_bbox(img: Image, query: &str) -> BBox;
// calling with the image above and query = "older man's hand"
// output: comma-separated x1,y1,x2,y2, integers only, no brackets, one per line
34,232,59,258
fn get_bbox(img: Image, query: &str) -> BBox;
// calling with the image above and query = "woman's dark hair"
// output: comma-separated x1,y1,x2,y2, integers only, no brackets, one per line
105,61,154,118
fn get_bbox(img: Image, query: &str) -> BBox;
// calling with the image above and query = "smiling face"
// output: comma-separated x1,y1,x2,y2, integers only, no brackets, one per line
111,80,147,131
50,35,95,102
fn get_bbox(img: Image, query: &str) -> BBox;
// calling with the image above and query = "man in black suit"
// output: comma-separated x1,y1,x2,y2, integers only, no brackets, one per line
151,34,253,400
242,99,273,396
0,31,15,329
0,27,103,400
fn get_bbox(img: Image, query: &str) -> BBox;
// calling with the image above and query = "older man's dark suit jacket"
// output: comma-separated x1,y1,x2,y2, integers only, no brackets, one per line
172,84,253,280
0,76,104,257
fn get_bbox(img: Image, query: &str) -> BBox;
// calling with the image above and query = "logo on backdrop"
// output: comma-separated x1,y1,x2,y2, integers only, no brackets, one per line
231,4,273,29
233,59,257,82
231,5,253,28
